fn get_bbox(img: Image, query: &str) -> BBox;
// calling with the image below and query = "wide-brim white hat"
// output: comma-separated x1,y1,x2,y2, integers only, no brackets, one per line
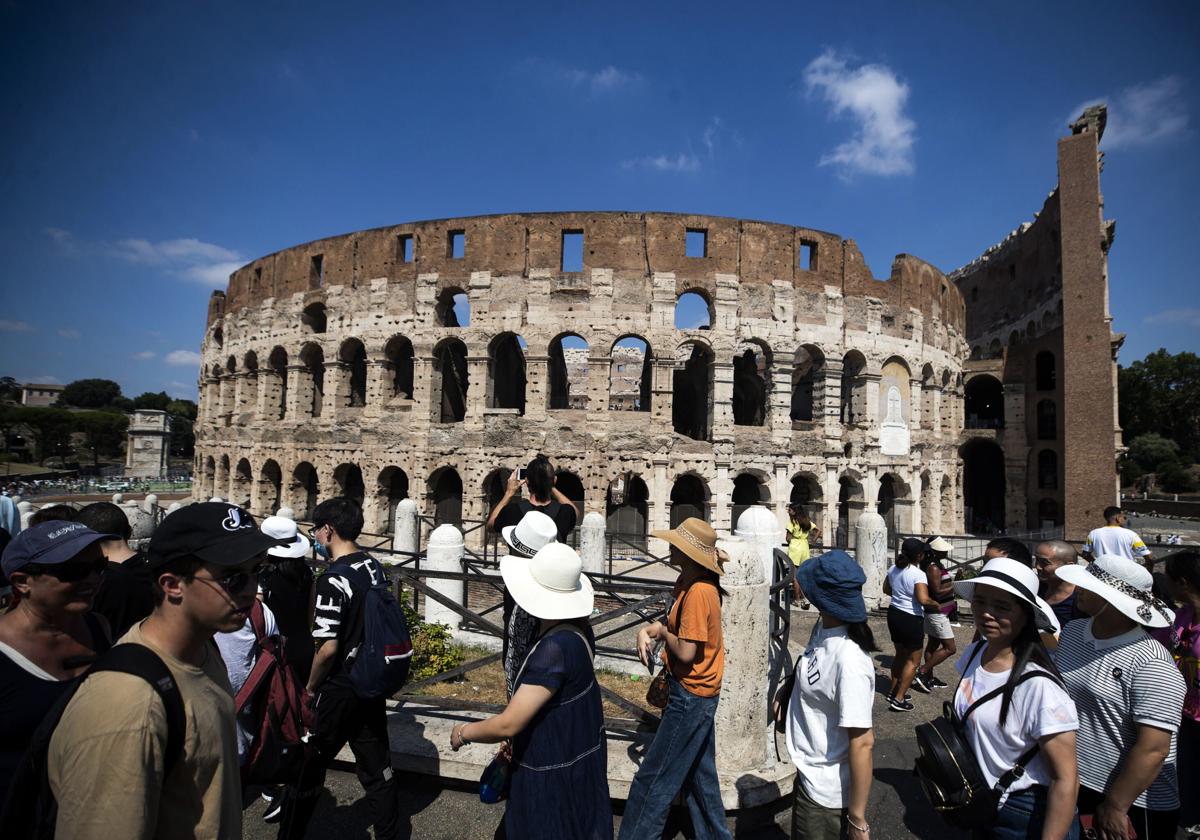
928,536,954,555
954,557,1061,634
261,515,310,559
1056,554,1175,628
500,510,558,559
500,543,594,620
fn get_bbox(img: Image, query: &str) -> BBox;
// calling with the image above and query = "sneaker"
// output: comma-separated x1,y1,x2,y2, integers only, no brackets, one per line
911,673,932,694
263,800,283,824
949,621,962,627
261,788,279,805
888,697,915,712
928,675,950,689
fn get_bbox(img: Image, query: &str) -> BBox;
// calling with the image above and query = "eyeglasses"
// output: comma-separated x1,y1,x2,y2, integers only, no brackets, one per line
23,556,107,582
207,565,263,594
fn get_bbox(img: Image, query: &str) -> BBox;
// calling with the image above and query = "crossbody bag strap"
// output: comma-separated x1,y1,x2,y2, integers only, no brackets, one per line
513,624,594,688
662,584,695,670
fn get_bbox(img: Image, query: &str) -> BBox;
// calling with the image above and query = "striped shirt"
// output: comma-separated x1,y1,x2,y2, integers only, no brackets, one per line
1054,617,1186,810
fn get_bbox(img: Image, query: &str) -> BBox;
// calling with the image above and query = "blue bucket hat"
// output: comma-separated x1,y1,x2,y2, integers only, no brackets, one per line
794,550,868,623
1,520,115,578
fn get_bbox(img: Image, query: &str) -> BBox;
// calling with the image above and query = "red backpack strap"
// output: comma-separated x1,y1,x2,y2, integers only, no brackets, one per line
249,599,267,643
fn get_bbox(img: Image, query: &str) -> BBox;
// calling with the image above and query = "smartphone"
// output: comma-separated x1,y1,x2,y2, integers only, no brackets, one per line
515,468,526,481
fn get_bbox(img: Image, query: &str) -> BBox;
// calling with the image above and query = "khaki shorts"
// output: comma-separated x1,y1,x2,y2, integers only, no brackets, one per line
924,612,954,640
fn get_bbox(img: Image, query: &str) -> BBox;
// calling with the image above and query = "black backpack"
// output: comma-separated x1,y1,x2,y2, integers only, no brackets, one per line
913,643,1057,829
0,644,185,840
327,556,413,700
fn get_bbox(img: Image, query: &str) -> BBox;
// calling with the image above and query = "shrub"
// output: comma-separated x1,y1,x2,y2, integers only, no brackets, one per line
1159,462,1199,494
401,601,466,683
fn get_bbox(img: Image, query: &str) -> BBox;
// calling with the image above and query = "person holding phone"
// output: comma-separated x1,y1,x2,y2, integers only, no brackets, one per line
488,454,577,543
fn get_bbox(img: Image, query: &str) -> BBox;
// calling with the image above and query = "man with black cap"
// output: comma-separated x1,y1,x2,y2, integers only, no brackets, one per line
46,502,285,840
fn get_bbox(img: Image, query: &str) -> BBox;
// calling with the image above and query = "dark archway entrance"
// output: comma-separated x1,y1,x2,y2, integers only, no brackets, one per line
962,439,1006,534
965,375,1004,429
670,475,709,527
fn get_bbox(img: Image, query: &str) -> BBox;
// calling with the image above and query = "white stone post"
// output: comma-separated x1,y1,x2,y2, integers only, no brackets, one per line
276,506,295,520
144,494,159,514
425,524,465,629
392,498,419,557
733,506,785,587
579,511,605,576
713,535,770,787
17,501,33,530
855,510,889,608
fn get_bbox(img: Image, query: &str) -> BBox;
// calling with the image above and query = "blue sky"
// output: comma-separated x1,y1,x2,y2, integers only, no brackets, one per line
2,0,1197,400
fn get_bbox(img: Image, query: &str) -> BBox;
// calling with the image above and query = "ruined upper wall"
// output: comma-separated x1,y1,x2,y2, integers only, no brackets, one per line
210,211,965,335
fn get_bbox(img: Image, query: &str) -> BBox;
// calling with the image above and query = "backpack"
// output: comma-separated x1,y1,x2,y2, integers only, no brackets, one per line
235,601,317,785
0,644,185,840
328,556,413,700
913,643,1057,829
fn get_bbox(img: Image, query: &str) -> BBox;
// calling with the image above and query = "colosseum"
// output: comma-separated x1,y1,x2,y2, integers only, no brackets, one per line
193,107,1120,545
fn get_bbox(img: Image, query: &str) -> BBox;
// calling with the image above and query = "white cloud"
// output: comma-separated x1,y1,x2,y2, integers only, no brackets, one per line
57,327,80,339
621,153,701,173
561,63,642,95
164,350,203,367
1069,76,1188,149
0,320,34,333
1144,308,1200,327
111,237,240,265
179,261,245,286
803,48,916,177
133,351,157,361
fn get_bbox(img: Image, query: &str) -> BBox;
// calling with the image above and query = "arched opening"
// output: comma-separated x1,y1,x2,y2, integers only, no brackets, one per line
987,338,1001,358
232,458,253,507
215,455,230,499
921,470,937,533
429,467,463,528
301,302,327,334
672,342,713,441
1036,351,1056,391
965,375,1004,429
962,439,1006,534
212,326,223,349
920,364,936,430
836,476,864,548
299,343,325,418
339,338,368,407
731,472,770,527
548,334,589,410
670,474,709,526
1008,330,1021,348
488,333,527,414
877,473,910,543
1037,449,1058,489
238,352,258,419
840,351,867,425
202,455,216,498
610,336,651,412
555,470,586,529
432,338,469,423
291,462,319,520
732,344,769,427
940,475,954,534
259,459,282,516
607,473,649,547
435,287,469,327
385,335,415,399
333,463,365,506
1036,400,1057,440
377,466,409,533
482,468,511,518
790,473,822,507
674,290,713,330
268,347,288,420
1037,498,1061,528
791,345,825,423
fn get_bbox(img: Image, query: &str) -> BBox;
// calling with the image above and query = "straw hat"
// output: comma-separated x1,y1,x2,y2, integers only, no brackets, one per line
501,511,558,559
953,557,1061,634
500,543,594,620
1056,554,1175,628
651,518,727,576
261,515,310,559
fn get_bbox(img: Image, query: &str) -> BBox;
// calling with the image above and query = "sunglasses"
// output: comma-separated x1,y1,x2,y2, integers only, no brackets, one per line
205,565,263,594
22,556,107,582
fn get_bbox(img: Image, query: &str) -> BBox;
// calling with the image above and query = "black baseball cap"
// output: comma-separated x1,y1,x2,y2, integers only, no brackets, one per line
147,502,289,569
2,521,115,578
901,537,930,558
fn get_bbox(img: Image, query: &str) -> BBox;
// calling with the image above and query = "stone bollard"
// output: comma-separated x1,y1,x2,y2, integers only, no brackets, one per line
734,505,785,585
855,510,889,608
579,512,606,577
425,524,465,630
113,493,124,505
276,506,295,520
144,494,158,513
167,502,182,515
392,498,419,560
209,496,224,503
17,501,33,530
713,535,770,779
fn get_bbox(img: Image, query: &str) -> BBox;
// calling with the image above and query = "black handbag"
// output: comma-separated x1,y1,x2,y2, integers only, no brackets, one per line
913,644,1054,829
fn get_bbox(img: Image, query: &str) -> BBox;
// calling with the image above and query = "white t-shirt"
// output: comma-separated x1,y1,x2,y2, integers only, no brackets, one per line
886,564,926,615
1083,525,1151,561
785,622,876,808
215,602,278,761
953,641,1078,806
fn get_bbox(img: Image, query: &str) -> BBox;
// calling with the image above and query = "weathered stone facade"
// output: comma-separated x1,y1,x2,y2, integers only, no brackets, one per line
125,409,172,478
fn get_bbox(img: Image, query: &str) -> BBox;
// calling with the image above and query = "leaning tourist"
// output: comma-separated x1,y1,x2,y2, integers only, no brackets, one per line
1035,540,1081,629
488,453,578,542
0,521,112,805
1054,554,1184,840
45,503,280,839
913,546,956,693
883,538,936,712
499,510,562,695
951,557,1080,840
77,501,155,638
619,518,731,840
780,550,876,840
1082,506,1153,570
1160,550,1200,839
450,543,608,840
258,515,315,682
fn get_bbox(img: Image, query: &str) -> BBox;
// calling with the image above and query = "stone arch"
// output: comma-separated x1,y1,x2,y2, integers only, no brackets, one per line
487,332,527,414
338,338,368,407
987,338,1001,358
610,336,651,412
299,342,325,418
732,340,771,427
291,461,319,520
243,351,259,373
211,325,224,349
432,338,469,423
548,333,589,410
259,459,283,516
920,364,936,430
376,466,409,533
268,346,289,420
939,474,955,534
1037,448,1058,490
301,302,327,334
791,344,825,423
877,472,912,540
332,462,365,506
840,350,867,425
428,466,463,527
670,473,710,526
1035,351,1056,391
607,472,650,544
965,374,1004,429
836,473,864,548
385,335,415,399
435,287,469,327
202,455,216,498
672,340,714,441
920,470,937,533
1037,498,1061,528
555,469,586,525
961,439,1005,534
731,471,770,526
232,457,253,507
1008,329,1021,348
675,289,713,330
790,471,822,506
481,468,511,519
1036,399,1057,440
215,454,230,500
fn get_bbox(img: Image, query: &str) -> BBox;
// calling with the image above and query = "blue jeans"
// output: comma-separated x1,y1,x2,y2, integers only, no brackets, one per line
974,786,1079,840
618,677,731,840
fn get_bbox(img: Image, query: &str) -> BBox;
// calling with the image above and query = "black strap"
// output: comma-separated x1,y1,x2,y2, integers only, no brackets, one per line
972,569,1038,606
92,644,186,776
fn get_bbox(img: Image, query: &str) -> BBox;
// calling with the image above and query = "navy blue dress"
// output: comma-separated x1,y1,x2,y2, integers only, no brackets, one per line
505,627,611,840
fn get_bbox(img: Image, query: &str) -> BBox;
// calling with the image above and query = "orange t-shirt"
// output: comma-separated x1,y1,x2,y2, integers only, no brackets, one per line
665,580,724,697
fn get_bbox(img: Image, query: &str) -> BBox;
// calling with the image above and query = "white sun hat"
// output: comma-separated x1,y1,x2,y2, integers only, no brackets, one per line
928,536,954,555
501,510,558,559
953,557,1061,634
1056,554,1175,628
261,515,310,559
500,542,594,620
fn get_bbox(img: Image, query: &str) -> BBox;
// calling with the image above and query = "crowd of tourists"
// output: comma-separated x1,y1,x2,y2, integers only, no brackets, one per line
0,465,1196,840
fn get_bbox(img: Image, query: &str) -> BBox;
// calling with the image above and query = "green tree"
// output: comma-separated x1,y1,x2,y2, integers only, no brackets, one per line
76,411,129,467
166,399,198,458
1126,433,1181,472
1159,462,1199,494
133,391,172,411
0,376,20,403
4,406,75,463
1119,350,1200,462
59,378,123,409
